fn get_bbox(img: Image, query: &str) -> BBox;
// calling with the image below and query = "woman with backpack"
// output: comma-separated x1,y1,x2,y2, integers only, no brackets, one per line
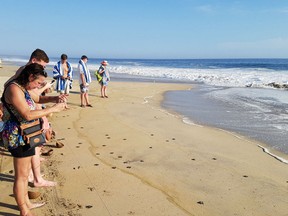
97,60,110,98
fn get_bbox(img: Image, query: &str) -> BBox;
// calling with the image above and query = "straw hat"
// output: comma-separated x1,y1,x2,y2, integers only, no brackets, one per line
101,60,109,66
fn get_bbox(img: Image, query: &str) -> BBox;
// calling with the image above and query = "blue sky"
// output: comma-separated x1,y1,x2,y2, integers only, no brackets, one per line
0,0,288,59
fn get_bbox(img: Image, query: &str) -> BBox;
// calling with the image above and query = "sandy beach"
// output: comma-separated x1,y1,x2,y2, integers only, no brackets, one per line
0,64,288,216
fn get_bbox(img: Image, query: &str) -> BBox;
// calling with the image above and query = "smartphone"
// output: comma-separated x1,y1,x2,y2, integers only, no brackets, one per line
50,80,55,84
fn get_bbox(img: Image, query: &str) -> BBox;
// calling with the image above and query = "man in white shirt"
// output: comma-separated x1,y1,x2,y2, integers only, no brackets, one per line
78,55,92,107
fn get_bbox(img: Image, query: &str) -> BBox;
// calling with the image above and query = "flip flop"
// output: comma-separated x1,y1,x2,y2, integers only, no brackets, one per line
28,191,41,199
41,149,53,156
56,141,64,148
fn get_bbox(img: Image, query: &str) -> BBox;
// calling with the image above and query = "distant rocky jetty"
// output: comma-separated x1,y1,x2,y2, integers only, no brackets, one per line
266,82,288,89
245,82,288,89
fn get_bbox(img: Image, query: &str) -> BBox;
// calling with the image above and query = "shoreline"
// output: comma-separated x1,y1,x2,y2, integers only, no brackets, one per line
0,64,288,216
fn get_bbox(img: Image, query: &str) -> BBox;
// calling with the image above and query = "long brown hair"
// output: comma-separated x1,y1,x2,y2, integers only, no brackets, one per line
16,63,47,86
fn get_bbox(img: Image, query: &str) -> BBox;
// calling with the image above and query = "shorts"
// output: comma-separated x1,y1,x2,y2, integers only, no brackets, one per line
80,84,89,93
9,145,36,158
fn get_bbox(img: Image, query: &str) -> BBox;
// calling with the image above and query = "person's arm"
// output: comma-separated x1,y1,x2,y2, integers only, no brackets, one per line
80,73,86,86
5,84,66,121
29,90,67,104
68,63,73,80
30,82,53,95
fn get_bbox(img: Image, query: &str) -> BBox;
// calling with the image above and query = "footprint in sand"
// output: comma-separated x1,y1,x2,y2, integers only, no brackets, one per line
150,134,154,136
123,138,127,141
243,175,248,178
85,205,93,209
212,158,217,160
149,146,153,149
126,166,132,169
197,201,204,205
110,152,114,154
78,142,82,144
118,156,123,158
140,160,144,163
76,146,80,148
87,187,95,191
96,153,100,155
191,158,196,161
112,166,116,169
67,128,71,129
94,164,99,166
102,145,106,147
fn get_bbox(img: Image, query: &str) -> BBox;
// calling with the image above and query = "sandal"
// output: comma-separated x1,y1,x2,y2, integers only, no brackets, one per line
41,149,53,156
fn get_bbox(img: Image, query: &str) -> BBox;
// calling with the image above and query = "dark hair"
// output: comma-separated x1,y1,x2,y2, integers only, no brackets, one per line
16,63,47,86
29,48,49,63
81,55,88,60
61,54,68,60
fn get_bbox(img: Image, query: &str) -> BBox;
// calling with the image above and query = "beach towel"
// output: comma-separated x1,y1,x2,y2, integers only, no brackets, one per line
53,61,73,92
78,60,92,84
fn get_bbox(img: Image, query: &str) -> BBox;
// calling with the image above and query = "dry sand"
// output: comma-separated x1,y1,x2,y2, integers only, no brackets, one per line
0,64,288,216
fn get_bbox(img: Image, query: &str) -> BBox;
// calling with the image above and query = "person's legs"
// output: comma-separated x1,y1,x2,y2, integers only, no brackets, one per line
101,84,105,98
13,156,33,216
31,147,56,187
80,92,85,106
84,92,90,105
104,86,108,98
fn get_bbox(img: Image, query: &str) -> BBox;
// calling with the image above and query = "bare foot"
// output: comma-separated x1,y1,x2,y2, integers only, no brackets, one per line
33,180,57,187
28,173,45,183
28,202,46,209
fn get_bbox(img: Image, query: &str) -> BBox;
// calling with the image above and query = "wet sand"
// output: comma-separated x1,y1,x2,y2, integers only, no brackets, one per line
0,64,288,216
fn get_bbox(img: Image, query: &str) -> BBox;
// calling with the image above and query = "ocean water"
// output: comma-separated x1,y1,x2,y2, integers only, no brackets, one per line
1,56,288,155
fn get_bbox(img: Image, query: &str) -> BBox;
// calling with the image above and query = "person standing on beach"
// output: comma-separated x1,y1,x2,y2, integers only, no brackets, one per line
53,54,73,95
97,60,110,98
4,49,61,194
1,63,67,216
78,55,92,107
